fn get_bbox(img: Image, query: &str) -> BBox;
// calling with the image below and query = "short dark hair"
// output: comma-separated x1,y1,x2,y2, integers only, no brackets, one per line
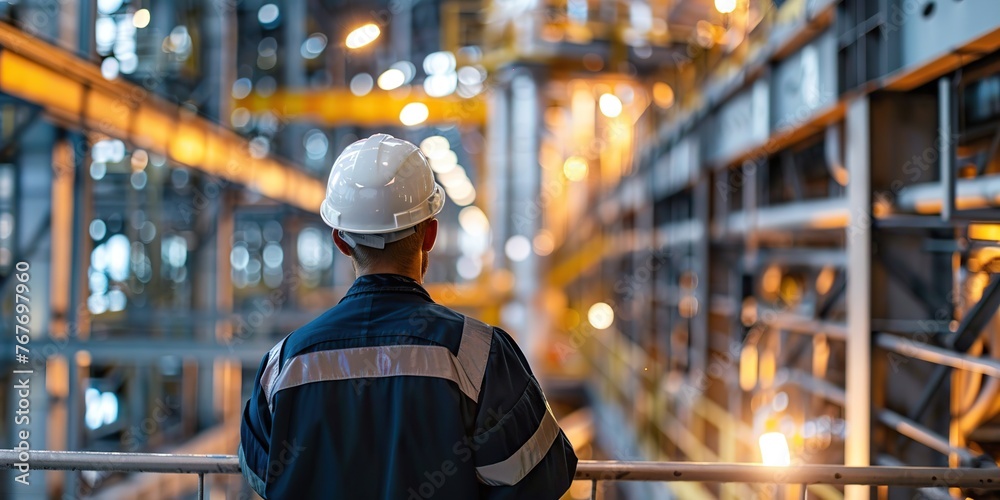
349,220,429,271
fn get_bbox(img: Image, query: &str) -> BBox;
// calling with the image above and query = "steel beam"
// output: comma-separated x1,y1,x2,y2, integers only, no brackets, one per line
951,273,1000,352
233,88,486,127
877,333,1000,379
0,23,325,213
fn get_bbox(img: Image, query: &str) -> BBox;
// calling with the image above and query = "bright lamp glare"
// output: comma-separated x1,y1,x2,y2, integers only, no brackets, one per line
459,206,489,235
504,235,532,262
598,93,623,118
378,68,406,90
715,0,737,14
563,156,588,182
346,23,381,49
588,302,614,330
759,432,791,466
133,8,150,28
399,102,429,126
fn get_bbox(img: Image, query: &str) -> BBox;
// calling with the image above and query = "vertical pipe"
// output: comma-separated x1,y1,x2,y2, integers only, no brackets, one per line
509,69,542,362
64,132,89,499
845,97,872,500
939,77,955,222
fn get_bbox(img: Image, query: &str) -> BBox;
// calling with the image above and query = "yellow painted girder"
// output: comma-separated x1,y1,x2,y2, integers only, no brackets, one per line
0,23,325,213
233,88,486,127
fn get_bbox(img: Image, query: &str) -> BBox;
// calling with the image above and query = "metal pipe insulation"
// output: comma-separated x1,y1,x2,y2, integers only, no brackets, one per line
895,174,1000,213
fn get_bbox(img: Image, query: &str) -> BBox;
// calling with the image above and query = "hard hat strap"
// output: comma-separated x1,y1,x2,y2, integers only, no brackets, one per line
339,227,417,250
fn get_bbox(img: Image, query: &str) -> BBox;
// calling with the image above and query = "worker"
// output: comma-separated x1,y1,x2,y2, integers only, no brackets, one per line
239,133,578,499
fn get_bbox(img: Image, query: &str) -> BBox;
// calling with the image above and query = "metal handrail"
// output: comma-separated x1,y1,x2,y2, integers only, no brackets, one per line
1,450,998,499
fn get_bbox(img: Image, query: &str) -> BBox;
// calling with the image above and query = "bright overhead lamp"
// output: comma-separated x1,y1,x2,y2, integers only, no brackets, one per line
563,156,588,182
399,102,429,126
715,0,737,14
758,432,791,466
133,8,150,28
377,68,406,91
346,23,380,49
588,302,614,329
458,206,489,235
599,93,623,118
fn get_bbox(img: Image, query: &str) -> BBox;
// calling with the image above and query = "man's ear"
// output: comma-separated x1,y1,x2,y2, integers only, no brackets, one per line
422,219,438,252
332,229,353,257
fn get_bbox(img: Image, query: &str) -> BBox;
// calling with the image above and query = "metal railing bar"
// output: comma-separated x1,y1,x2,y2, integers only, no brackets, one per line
877,333,1000,378
572,461,999,487
1,452,998,488
759,310,848,341
0,450,240,473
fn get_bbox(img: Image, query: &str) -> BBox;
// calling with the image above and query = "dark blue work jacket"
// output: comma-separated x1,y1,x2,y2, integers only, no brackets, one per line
239,273,578,499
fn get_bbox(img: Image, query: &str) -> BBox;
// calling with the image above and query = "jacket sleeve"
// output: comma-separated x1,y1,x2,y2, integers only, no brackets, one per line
239,349,275,498
472,327,578,499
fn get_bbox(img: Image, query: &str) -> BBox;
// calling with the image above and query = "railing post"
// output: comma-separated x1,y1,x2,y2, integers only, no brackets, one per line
198,473,205,500
591,479,598,500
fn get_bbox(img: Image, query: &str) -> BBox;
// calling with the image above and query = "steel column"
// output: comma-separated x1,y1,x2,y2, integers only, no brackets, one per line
845,96,872,500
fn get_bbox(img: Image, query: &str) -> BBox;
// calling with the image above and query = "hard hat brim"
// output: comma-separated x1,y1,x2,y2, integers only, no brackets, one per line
320,183,447,234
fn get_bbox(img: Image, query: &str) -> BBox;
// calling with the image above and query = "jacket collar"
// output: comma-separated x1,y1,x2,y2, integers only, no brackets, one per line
342,273,433,302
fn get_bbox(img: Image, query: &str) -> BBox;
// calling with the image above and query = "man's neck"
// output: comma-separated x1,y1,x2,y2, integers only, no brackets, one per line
355,265,422,284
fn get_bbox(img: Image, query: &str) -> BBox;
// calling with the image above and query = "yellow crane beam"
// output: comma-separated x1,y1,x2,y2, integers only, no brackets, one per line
0,22,325,213
233,88,486,127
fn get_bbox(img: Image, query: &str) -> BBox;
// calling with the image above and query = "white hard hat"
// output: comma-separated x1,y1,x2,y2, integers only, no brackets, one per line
320,134,446,248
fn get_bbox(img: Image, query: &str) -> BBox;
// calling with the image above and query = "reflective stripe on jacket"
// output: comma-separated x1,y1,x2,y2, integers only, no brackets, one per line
239,273,578,499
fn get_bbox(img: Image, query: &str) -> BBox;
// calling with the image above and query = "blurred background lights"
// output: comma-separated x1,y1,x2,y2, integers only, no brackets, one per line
304,130,329,160
456,256,482,280
257,3,280,25
430,152,458,174
350,73,374,96
715,0,738,14
420,136,450,159
598,93,623,118
653,82,675,109
458,206,489,235
100,57,119,80
563,156,588,181
85,388,119,430
301,33,328,59
399,102,429,126
423,51,456,75
377,68,406,91
97,0,123,14
132,8,150,28
391,61,417,84
346,23,380,49
758,432,791,466
118,53,138,74
588,302,614,329
232,78,252,99
533,230,555,256
504,235,532,262
89,219,107,241
425,73,458,98
451,190,477,207
231,107,251,128
95,16,116,54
